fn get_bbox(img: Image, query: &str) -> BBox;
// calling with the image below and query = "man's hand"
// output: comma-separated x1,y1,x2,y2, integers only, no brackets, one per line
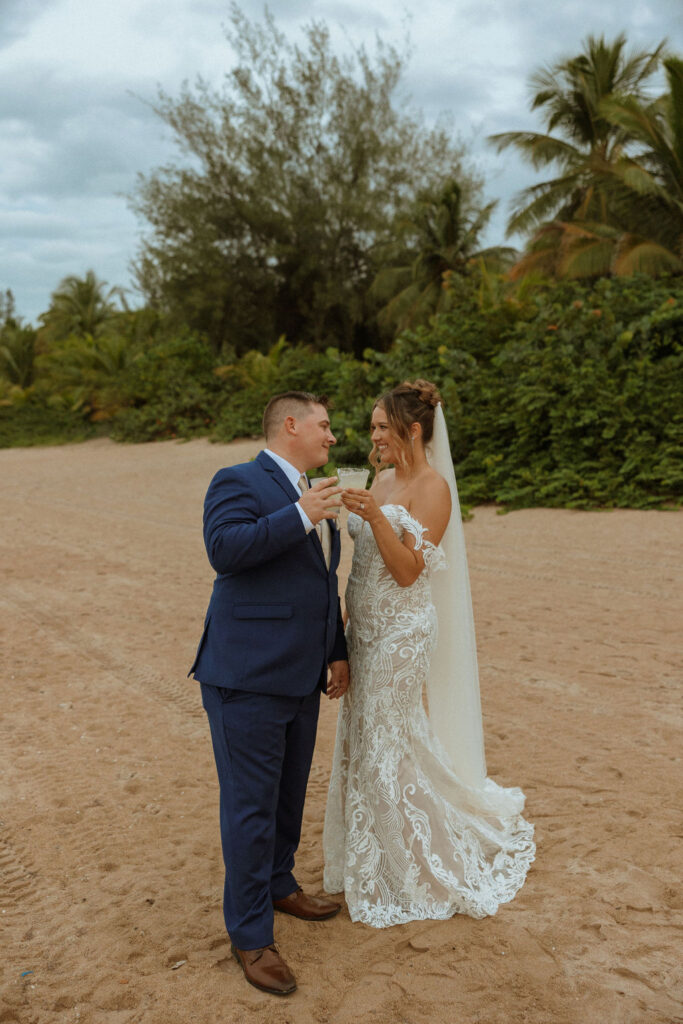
299,477,344,525
327,660,350,700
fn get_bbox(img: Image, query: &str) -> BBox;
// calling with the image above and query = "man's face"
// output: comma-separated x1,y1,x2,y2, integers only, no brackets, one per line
293,403,336,470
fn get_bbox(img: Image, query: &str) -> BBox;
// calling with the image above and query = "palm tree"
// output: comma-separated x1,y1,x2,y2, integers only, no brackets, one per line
509,57,683,279
0,324,37,388
490,34,666,238
596,56,683,273
40,270,126,342
371,181,515,332
37,331,135,418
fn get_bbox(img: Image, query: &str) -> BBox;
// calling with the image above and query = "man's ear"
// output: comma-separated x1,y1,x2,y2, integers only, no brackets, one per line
283,415,297,436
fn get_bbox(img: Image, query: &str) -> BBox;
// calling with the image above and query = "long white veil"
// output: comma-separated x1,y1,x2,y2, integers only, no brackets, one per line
426,404,526,817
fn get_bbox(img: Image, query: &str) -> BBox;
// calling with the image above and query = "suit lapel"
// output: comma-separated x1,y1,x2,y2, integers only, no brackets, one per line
257,451,330,571
257,450,300,503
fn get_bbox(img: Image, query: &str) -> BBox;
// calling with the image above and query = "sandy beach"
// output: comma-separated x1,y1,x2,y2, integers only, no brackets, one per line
0,436,681,1024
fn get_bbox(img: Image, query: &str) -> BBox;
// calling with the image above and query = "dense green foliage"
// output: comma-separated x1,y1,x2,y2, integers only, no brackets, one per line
0,402,99,448
109,333,223,441
450,277,682,508
320,276,683,508
3,276,679,510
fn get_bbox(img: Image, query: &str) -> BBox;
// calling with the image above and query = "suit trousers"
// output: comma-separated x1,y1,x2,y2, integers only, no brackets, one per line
200,681,321,950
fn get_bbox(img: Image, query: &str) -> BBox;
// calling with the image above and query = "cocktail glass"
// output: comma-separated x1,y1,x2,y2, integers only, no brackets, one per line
337,466,371,491
336,466,370,525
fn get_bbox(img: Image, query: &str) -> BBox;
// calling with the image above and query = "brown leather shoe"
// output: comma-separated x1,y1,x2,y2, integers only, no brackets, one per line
273,887,341,921
231,943,297,996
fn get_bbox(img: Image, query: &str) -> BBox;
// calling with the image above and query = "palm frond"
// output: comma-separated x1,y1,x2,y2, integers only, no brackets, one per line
489,131,581,168
561,237,615,278
613,238,683,275
505,172,588,236
664,57,683,190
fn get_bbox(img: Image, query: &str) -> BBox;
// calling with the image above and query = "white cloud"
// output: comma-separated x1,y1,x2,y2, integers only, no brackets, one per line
1,0,230,83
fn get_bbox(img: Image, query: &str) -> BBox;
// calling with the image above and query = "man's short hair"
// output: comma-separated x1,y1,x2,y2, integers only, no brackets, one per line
262,391,329,440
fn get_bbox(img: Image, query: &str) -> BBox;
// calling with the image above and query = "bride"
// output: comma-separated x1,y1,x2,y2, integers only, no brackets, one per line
323,379,535,928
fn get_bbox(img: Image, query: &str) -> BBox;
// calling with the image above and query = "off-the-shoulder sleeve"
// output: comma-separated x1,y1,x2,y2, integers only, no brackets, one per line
392,505,447,574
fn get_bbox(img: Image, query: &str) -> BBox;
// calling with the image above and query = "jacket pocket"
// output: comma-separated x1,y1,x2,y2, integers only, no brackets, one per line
232,604,293,620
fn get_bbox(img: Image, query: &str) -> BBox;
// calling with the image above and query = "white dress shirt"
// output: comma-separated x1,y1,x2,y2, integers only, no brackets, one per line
263,448,314,533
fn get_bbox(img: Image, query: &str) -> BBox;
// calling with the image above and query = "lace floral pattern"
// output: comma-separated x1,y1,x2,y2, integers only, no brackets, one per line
323,504,535,928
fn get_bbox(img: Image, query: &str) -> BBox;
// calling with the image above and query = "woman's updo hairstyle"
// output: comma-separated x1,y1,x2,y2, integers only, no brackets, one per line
372,379,442,468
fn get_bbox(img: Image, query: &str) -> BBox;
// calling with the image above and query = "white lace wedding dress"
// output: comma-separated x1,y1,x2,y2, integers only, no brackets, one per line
323,504,535,928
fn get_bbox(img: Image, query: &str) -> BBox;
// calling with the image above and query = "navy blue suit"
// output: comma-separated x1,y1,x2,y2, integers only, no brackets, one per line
189,451,347,949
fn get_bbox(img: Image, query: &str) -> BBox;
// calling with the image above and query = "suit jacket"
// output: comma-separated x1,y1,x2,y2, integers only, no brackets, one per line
189,450,347,695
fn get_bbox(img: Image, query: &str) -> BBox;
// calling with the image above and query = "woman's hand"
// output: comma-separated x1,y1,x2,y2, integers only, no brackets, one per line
341,487,380,524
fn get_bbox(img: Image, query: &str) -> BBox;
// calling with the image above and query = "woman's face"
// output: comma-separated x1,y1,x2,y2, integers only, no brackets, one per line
370,404,402,465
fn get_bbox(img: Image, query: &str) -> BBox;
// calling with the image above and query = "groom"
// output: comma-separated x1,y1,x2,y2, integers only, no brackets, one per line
189,391,348,996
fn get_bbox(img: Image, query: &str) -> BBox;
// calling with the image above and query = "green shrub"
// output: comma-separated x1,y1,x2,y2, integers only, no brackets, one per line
109,333,223,441
212,339,335,442
452,279,683,508
1,275,680,509
0,399,99,448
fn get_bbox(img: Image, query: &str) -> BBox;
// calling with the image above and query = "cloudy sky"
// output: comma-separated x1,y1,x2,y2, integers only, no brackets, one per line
2,0,682,323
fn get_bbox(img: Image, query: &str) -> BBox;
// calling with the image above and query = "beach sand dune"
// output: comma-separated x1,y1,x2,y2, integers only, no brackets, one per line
0,438,680,1024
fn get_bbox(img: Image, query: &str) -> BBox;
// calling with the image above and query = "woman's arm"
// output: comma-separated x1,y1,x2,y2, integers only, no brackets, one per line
343,474,451,587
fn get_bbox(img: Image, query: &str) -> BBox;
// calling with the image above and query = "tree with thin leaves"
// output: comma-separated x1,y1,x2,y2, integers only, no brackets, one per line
131,4,476,355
